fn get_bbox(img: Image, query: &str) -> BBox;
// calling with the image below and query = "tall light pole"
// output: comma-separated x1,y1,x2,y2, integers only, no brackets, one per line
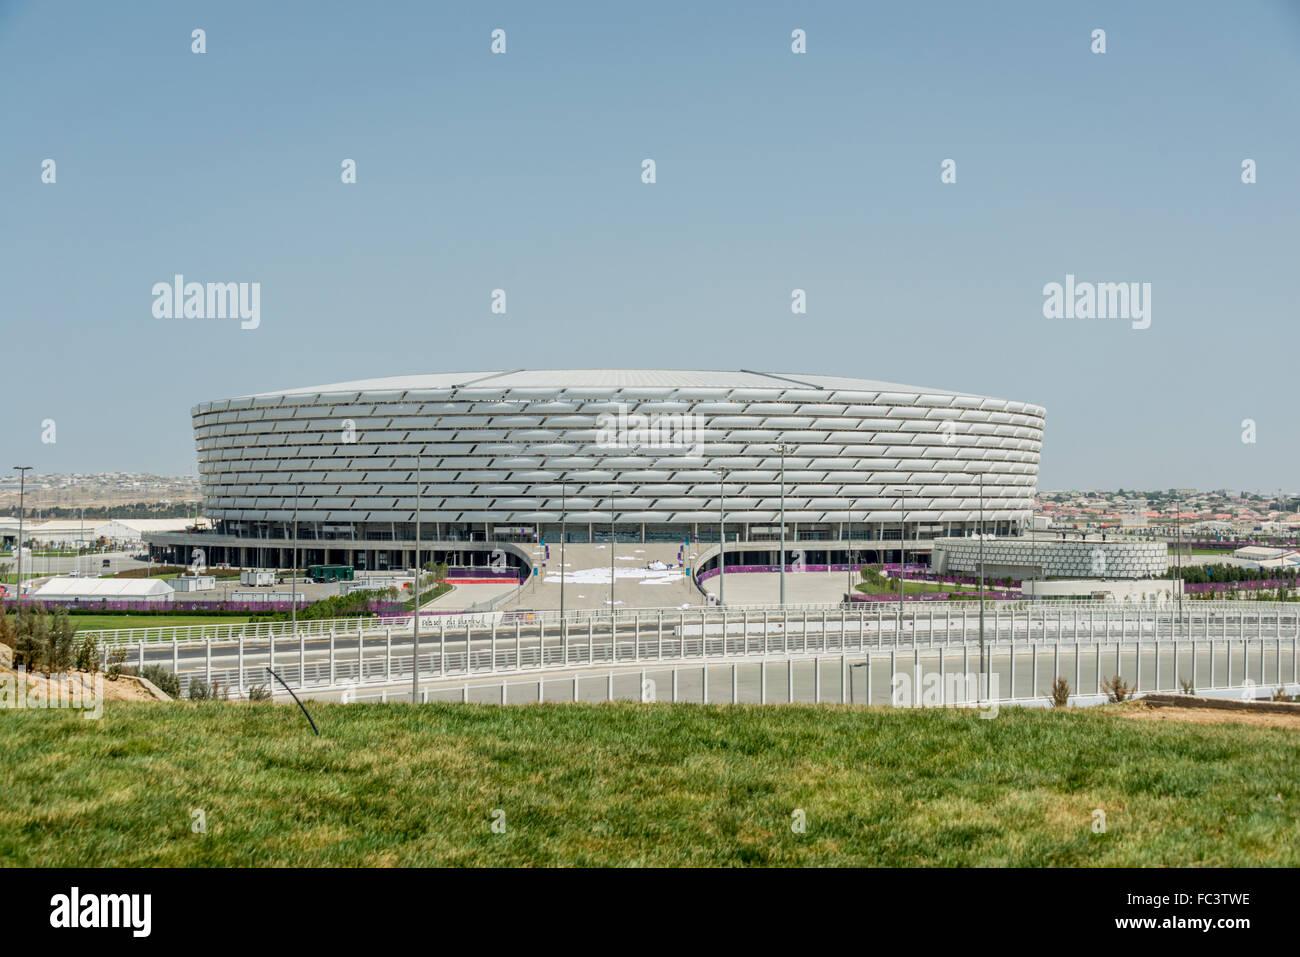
773,444,794,606
559,477,567,621
887,486,919,637
1174,500,1183,638
291,483,300,641
846,505,853,602
716,467,728,606
411,456,422,703
12,467,32,604
608,485,617,609
978,469,986,703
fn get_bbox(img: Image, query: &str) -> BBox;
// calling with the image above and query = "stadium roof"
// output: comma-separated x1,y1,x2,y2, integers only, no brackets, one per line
245,370,991,399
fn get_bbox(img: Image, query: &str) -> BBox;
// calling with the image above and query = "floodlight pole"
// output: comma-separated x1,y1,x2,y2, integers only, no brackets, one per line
12,467,32,605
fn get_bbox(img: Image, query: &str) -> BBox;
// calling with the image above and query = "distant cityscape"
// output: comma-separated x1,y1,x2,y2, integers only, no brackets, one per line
0,472,200,516
1036,488,1300,536
3,473,1298,538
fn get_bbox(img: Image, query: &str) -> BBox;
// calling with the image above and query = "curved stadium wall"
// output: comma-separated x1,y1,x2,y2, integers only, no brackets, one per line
153,370,1045,568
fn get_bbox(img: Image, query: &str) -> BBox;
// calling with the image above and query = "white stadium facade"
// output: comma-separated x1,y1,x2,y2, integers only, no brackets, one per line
144,370,1046,576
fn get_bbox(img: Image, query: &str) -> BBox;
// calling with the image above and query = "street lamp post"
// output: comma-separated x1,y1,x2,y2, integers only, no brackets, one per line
978,470,986,703
559,477,567,621
846,506,853,602
291,483,300,642
609,485,616,609
716,467,728,606
12,467,32,604
886,486,916,634
773,444,794,606
411,457,421,703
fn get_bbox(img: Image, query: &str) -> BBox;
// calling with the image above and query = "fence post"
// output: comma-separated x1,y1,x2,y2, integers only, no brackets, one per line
841,655,847,704
329,630,335,685
702,664,709,704
657,611,663,659
814,657,820,703
299,632,306,685
491,619,498,673
733,662,739,703
205,638,212,686
788,658,795,703
760,660,767,704
609,671,615,702
865,654,872,705
237,636,245,692
137,640,145,672
385,628,392,680
439,620,446,676
938,647,945,704
172,638,179,677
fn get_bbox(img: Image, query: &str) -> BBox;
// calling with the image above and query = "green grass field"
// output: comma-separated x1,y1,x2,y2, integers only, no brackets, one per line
1,702,1296,866
68,615,254,631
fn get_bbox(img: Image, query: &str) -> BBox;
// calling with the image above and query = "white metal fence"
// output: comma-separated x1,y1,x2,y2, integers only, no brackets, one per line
271,641,1300,708
83,597,1300,646
111,600,1300,702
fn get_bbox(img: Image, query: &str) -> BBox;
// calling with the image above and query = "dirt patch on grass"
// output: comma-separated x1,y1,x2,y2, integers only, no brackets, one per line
1113,701,1300,730
1,666,158,703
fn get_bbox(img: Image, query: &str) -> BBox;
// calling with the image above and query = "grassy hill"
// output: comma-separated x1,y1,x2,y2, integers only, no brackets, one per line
1,701,1297,866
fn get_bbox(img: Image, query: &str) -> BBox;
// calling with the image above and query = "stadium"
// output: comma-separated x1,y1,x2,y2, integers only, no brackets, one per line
144,370,1046,579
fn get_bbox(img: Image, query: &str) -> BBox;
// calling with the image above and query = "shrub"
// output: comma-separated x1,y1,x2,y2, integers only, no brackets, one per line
139,664,181,698
246,683,271,702
188,677,212,701
104,646,127,681
1044,677,1070,708
0,611,16,655
1100,675,1136,703
1178,676,1195,696
74,635,99,673
48,607,76,673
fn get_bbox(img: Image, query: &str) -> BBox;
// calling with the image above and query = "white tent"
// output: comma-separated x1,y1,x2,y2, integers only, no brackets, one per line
31,576,175,602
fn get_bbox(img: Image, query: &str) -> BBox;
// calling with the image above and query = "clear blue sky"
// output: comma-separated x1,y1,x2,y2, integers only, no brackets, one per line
3,0,1298,491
